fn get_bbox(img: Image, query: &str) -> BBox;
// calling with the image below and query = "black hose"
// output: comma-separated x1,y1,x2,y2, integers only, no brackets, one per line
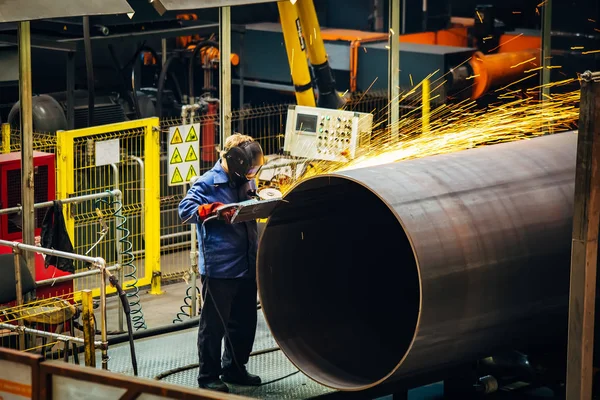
187,40,219,99
108,315,200,346
108,274,138,376
157,55,184,117
82,16,95,127
153,346,281,381
131,44,160,118
109,43,160,119
168,71,184,101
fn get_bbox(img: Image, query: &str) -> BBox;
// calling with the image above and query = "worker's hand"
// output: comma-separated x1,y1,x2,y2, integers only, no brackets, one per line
217,207,237,224
197,202,224,221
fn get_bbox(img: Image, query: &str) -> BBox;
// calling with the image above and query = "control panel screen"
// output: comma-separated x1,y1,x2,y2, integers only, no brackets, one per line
295,114,318,133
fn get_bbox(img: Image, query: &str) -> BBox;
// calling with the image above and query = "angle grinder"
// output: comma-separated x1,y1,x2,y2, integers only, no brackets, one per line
257,188,283,200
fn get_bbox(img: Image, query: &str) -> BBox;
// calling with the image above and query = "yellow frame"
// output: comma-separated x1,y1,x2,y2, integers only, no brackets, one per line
56,118,163,299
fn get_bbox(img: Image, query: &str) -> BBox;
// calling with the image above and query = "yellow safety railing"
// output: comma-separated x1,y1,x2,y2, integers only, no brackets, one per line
56,118,162,298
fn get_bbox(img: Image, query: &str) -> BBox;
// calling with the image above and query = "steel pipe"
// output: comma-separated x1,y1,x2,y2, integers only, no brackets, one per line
257,131,577,391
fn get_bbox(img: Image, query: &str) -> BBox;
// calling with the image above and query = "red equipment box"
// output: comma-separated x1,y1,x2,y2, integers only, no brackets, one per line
0,151,73,300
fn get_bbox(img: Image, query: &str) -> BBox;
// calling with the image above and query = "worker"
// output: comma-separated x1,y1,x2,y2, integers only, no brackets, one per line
178,133,265,393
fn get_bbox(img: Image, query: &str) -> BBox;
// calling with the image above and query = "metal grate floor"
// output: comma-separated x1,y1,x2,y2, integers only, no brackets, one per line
97,311,335,399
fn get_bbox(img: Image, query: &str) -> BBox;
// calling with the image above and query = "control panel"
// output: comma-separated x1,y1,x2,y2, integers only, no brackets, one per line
283,105,373,162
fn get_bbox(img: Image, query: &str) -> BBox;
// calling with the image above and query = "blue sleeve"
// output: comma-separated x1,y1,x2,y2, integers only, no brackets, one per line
178,180,210,225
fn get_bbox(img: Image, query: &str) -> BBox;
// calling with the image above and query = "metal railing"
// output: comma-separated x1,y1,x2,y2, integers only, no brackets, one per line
0,240,110,369
0,189,130,333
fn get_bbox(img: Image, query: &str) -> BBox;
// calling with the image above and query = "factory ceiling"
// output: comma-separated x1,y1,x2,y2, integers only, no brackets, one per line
0,0,134,23
150,0,278,15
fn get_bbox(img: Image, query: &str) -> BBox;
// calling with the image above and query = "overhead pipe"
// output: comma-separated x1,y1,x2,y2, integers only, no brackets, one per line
258,131,577,391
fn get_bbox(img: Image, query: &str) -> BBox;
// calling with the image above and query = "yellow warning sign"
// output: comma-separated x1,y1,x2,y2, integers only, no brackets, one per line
170,148,183,164
170,128,183,144
185,146,198,162
186,165,198,181
171,167,183,184
185,125,198,142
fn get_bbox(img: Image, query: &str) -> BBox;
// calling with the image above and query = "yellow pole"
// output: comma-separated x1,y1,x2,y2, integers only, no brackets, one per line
422,78,430,134
56,130,75,238
1,123,10,154
294,0,344,109
277,0,316,107
145,118,163,295
81,289,96,367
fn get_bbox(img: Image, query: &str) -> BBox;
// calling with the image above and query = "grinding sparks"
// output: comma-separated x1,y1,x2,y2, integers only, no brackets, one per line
494,73,537,92
488,33,523,53
524,66,544,73
582,49,600,55
279,76,579,194
476,11,483,23
510,57,536,68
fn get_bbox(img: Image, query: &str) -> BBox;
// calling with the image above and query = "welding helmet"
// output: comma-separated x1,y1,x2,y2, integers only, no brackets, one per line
224,140,264,184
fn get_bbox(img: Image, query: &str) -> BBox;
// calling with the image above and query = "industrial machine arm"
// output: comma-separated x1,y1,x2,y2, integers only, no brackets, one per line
278,0,346,109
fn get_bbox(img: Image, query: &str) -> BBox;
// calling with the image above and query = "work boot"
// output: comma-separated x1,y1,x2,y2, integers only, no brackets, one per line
222,368,262,386
199,378,230,393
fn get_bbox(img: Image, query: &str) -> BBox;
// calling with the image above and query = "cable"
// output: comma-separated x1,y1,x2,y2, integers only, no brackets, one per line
109,316,200,345
195,218,298,388
258,371,300,386
96,195,147,331
199,216,245,373
153,346,282,382
173,285,201,324
108,273,139,376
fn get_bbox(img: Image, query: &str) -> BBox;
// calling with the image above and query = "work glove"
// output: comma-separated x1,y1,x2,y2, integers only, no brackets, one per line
197,202,224,221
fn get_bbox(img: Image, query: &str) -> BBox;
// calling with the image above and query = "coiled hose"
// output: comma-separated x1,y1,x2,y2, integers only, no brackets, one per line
96,196,147,331
173,285,201,324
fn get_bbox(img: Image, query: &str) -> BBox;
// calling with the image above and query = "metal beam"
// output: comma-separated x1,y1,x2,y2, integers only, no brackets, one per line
18,21,35,280
566,71,600,400
58,23,222,42
151,0,277,15
219,7,232,145
388,0,400,138
0,0,133,23
0,34,76,52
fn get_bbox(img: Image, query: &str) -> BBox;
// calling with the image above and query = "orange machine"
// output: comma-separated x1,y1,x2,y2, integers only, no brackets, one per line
320,24,541,99
469,49,540,99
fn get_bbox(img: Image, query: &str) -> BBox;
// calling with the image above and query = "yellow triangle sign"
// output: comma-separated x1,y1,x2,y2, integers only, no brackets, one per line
170,128,183,145
170,148,183,164
186,164,198,181
185,125,198,142
185,146,198,162
171,167,183,184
